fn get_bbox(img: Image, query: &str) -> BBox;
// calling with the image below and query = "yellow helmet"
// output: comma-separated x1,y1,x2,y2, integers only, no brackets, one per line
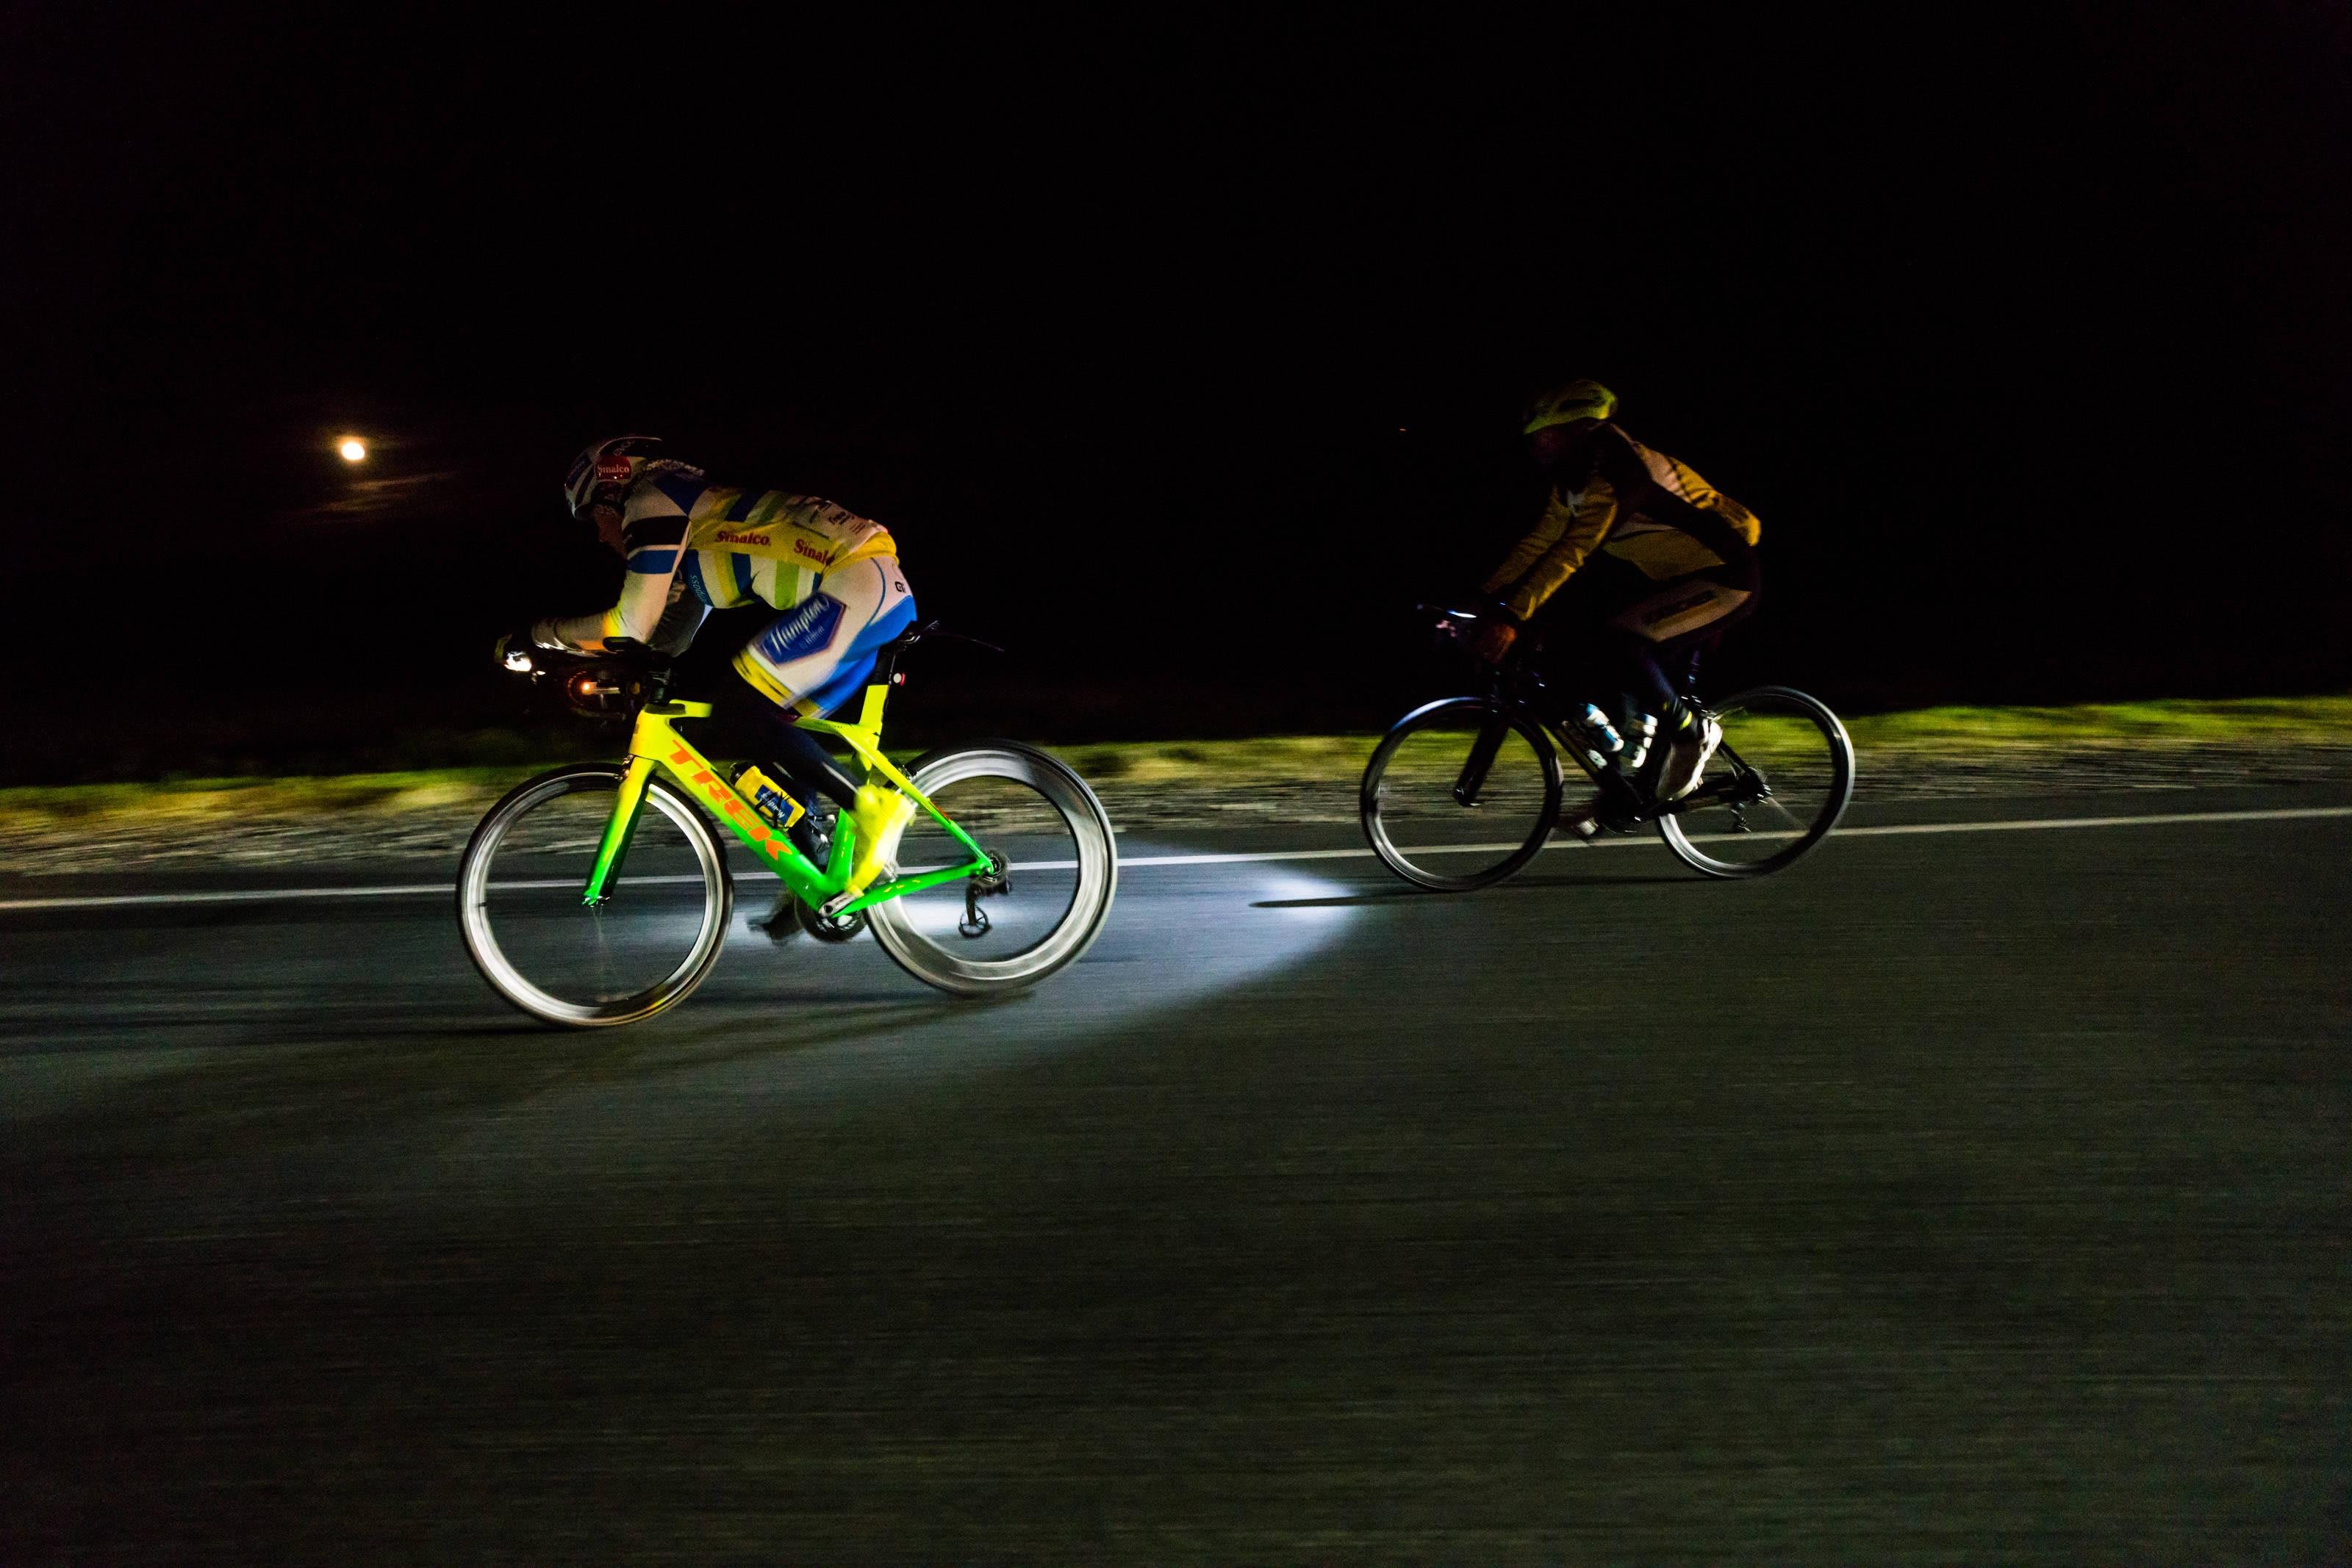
1521,379,1618,435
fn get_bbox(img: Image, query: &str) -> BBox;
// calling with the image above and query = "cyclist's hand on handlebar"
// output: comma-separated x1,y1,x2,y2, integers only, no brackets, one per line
495,625,560,674
1468,619,1519,665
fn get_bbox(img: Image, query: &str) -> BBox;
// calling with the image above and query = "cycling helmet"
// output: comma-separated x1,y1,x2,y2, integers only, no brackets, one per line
1521,379,1618,435
562,434,665,519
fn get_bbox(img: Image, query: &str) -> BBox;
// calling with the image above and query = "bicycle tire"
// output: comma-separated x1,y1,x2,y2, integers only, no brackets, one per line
1655,686,1856,878
865,742,1118,997
1360,697,1564,891
457,764,735,1027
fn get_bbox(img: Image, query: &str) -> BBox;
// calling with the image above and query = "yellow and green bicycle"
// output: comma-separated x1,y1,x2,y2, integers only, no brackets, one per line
456,625,1118,1026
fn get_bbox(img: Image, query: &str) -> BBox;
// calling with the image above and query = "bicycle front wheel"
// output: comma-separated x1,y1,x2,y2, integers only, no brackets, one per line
1360,697,1564,891
1655,686,1856,878
865,744,1117,998
457,765,734,1026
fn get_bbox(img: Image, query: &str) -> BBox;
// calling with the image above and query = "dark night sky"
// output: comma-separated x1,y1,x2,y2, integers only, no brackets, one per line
4,6,2348,773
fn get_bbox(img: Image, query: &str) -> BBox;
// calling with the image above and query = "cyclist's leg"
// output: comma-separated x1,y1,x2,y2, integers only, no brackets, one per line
731,556,917,730
734,559,918,877
693,558,916,837
1609,558,1760,794
1605,561,1756,655
1535,561,1668,737
1618,558,1759,695
705,677,855,830
687,681,839,863
1527,576,1645,835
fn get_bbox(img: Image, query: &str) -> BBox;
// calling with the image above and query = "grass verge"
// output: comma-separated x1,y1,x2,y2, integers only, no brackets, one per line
2,696,2345,834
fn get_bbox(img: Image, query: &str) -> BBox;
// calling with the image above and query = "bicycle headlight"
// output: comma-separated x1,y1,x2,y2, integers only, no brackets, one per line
561,661,648,716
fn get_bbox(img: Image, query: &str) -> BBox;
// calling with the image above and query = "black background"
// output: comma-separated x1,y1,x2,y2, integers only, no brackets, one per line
5,5,2348,777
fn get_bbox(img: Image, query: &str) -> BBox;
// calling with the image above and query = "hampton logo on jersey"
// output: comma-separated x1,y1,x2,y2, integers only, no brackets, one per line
751,591,847,666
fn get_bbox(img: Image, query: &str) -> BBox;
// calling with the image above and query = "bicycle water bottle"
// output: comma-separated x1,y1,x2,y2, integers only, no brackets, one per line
1578,702,1624,769
731,763,808,832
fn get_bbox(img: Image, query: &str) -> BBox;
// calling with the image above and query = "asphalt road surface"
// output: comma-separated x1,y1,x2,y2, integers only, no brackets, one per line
4,784,2348,1563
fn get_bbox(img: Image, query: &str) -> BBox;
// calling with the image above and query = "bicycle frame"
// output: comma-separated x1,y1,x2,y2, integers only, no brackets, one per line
1475,663,1642,813
581,678,992,917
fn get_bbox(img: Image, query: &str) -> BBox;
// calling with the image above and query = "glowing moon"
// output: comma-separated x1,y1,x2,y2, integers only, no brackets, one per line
337,438,367,463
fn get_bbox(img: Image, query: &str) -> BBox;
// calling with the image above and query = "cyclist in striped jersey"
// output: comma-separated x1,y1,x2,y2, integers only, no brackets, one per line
502,436,919,903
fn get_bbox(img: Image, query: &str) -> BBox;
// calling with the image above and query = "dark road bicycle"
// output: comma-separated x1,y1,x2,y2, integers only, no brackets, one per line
1360,608,1855,889
459,623,1117,1025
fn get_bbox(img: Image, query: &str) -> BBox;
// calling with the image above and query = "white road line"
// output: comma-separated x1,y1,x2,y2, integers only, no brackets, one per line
1,805,2346,912
1086,803,2352,868
0,882,453,911
1823,805,2352,837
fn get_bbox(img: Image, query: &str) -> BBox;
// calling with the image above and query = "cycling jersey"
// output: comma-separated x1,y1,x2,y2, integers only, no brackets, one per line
547,469,898,654
542,466,915,721
1482,422,1761,625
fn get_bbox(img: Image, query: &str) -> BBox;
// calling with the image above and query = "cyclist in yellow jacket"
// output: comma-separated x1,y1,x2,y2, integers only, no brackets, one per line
1469,381,1761,831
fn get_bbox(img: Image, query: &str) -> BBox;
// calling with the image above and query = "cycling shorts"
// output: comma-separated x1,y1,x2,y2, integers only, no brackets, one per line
729,556,917,719
1605,559,1757,645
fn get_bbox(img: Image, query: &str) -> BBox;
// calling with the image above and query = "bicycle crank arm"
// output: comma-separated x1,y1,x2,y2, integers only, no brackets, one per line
1649,777,1768,818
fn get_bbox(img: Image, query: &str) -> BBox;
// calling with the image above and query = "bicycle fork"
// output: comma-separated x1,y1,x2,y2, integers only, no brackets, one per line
1452,719,1513,807
584,757,658,906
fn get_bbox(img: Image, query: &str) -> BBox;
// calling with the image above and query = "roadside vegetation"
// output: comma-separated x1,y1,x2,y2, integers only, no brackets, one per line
3,697,2346,838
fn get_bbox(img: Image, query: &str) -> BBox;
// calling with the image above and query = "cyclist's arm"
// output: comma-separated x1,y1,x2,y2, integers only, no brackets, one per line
1480,479,1621,622
536,483,699,652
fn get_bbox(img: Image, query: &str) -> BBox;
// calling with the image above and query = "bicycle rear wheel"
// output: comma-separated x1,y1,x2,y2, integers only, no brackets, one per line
865,744,1117,997
458,765,734,1026
1360,697,1564,891
1655,686,1855,878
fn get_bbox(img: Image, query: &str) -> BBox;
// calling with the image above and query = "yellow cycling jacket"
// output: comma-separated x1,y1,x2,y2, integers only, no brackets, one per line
1482,423,1761,623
